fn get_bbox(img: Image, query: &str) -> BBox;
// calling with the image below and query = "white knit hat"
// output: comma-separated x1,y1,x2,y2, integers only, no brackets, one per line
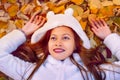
31,8,91,49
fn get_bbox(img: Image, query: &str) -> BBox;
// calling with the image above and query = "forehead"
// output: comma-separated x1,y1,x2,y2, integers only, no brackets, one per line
51,26,74,34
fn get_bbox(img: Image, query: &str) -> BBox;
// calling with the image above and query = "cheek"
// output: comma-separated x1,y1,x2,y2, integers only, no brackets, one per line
66,41,76,51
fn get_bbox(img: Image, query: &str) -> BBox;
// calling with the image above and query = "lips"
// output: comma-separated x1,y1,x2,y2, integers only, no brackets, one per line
53,48,65,53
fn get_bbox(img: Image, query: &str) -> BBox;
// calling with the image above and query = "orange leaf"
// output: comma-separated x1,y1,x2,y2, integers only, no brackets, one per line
80,19,87,30
7,4,19,17
71,0,84,5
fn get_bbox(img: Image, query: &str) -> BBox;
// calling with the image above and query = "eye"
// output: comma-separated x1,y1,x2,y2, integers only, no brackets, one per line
63,36,70,40
50,36,56,41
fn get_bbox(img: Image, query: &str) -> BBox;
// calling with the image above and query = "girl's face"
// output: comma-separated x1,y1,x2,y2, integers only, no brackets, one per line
48,26,76,60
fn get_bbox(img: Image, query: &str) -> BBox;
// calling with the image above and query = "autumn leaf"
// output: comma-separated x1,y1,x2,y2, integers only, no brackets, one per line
98,6,115,18
7,4,19,17
70,0,84,5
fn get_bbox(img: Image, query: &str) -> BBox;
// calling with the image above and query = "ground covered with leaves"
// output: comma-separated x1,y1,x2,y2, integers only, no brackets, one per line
0,0,120,80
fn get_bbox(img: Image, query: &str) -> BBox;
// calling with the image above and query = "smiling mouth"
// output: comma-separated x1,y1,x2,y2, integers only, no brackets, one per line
53,48,65,53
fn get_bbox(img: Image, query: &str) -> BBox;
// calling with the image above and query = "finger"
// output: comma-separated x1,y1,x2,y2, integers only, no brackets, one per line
38,17,46,27
32,15,40,24
94,19,103,28
91,28,98,35
37,16,43,24
34,16,45,25
29,15,36,22
29,11,41,22
97,19,104,28
90,19,99,30
100,19,108,27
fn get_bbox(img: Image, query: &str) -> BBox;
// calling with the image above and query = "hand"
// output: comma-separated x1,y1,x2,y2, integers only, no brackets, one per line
90,19,111,39
22,13,46,36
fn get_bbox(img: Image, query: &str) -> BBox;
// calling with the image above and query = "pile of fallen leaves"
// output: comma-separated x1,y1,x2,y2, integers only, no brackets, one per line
0,0,120,47
0,0,120,79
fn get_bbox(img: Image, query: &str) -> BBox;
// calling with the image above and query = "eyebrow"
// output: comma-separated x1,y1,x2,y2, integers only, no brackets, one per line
51,33,73,37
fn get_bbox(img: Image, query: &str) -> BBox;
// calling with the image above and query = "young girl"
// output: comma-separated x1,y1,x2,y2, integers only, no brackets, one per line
0,8,120,80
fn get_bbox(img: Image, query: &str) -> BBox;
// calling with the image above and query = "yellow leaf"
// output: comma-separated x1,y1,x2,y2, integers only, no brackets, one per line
47,2,65,14
0,32,6,38
88,14,97,22
7,4,19,17
0,21,8,29
89,0,101,14
67,4,84,17
20,4,35,14
15,20,24,29
80,19,87,30
7,0,16,3
82,9,90,19
71,0,84,5
90,8,98,14
98,6,115,18
33,6,42,12
53,5,65,13
46,2,55,10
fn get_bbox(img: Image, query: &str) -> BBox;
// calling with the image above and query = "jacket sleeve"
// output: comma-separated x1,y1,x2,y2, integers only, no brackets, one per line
100,33,120,80
0,30,35,80
103,33,120,60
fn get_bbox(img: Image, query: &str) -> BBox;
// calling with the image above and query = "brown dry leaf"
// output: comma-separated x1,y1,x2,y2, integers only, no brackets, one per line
7,4,19,17
4,3,12,12
0,21,8,29
17,12,29,20
0,16,10,22
49,0,58,3
40,3,49,14
113,0,120,5
113,6,120,16
56,0,69,6
0,10,5,16
1,0,7,4
101,1,113,6
90,38,97,48
112,17,120,27
0,10,10,22
6,20,16,33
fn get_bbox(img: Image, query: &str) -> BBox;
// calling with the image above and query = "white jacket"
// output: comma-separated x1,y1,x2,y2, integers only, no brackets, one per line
0,30,120,80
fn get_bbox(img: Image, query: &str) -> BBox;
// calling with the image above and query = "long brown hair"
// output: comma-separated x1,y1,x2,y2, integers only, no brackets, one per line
13,26,107,80
70,28,106,80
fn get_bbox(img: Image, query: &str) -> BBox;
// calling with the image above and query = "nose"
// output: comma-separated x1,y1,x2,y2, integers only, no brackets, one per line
55,40,62,47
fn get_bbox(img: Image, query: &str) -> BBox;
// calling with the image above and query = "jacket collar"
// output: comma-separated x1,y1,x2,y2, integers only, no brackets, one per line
44,53,82,66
